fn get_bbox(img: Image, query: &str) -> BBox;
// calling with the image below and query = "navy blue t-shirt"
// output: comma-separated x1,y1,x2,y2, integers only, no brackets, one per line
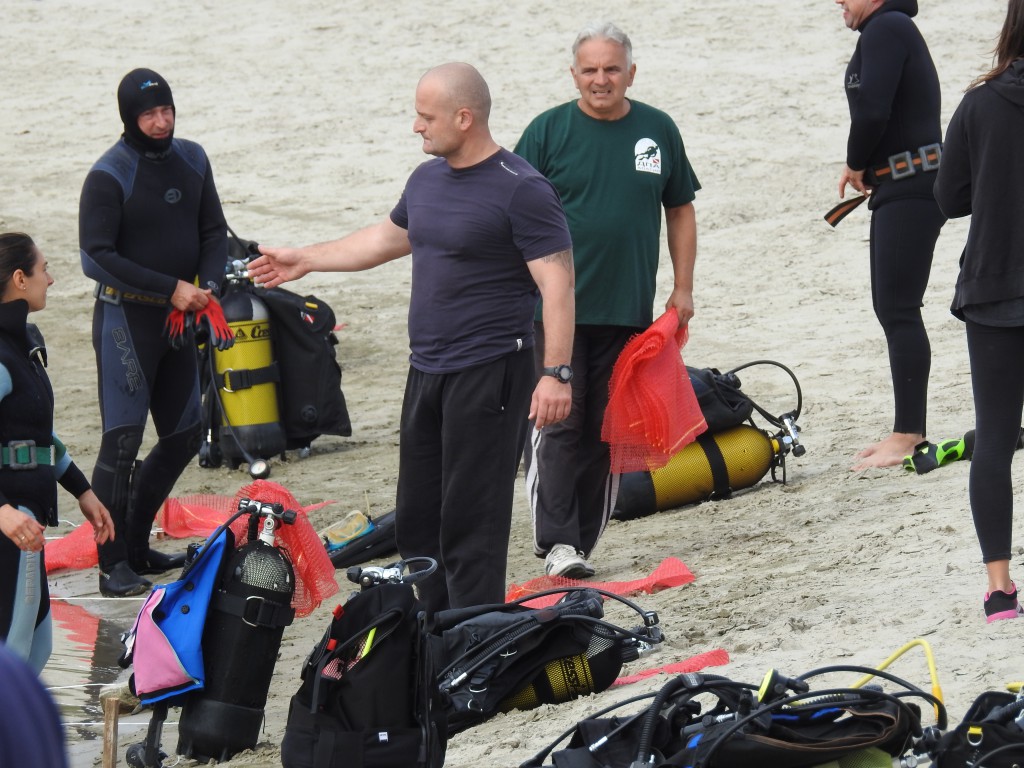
390,148,571,373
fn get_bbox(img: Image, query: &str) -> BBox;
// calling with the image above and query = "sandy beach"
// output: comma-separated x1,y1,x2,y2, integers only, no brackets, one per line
3,1,1021,766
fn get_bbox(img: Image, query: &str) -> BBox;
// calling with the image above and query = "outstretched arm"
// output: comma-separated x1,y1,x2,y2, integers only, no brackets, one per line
248,218,412,288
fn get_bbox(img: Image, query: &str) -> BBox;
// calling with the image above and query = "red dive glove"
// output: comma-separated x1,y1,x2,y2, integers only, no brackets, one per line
194,300,235,351
163,308,190,351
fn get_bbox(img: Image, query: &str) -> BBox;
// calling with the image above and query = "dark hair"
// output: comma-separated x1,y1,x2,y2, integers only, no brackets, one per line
0,232,39,295
971,0,1024,88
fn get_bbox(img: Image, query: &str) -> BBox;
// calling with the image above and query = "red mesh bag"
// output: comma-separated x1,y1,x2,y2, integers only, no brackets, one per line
45,523,99,573
505,556,694,606
160,494,236,538
46,482,339,619
229,480,339,618
613,649,731,686
602,311,707,473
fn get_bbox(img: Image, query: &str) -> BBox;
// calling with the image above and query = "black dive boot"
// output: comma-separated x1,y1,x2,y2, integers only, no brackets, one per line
125,458,187,576
130,547,187,576
99,561,152,597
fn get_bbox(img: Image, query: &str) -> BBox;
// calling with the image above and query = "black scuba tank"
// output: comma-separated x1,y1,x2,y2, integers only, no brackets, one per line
176,501,296,762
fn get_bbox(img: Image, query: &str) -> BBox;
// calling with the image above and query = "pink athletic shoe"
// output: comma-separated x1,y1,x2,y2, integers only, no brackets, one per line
984,584,1024,623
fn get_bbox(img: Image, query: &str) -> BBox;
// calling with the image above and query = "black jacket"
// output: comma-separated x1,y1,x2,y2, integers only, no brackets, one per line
935,59,1024,315
844,0,942,207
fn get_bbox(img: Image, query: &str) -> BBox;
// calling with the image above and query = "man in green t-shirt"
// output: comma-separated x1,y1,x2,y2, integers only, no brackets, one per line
516,22,701,578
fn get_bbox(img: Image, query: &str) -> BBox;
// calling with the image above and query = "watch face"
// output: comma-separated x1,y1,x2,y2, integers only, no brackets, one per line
544,365,573,382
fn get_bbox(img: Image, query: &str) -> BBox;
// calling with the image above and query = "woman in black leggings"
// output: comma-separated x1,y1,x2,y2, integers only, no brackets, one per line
934,0,1024,622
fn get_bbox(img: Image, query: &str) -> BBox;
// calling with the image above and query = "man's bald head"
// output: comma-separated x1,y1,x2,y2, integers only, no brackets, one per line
419,62,492,123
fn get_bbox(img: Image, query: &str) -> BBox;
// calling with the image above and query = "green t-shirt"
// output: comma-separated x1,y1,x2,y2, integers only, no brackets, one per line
515,99,700,327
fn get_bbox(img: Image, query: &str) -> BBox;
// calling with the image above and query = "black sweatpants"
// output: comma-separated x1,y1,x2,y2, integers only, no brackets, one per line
395,350,534,615
524,323,636,559
966,320,1024,563
869,197,945,435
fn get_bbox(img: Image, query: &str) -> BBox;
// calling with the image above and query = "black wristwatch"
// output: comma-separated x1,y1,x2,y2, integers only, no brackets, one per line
542,364,574,384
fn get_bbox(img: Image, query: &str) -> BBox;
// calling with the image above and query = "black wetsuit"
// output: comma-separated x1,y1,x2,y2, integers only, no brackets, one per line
843,0,945,436
0,301,90,672
79,136,227,571
934,59,1024,564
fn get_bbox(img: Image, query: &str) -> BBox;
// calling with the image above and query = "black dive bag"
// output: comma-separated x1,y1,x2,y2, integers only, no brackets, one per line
932,690,1024,767
430,588,663,737
260,286,352,449
687,366,754,433
328,509,399,570
281,562,446,768
523,665,945,768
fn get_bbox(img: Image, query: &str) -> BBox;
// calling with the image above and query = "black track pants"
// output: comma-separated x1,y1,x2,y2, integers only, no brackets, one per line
395,350,534,615
524,323,636,559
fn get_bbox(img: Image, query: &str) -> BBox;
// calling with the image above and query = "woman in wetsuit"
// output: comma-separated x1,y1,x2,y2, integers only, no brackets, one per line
0,232,114,673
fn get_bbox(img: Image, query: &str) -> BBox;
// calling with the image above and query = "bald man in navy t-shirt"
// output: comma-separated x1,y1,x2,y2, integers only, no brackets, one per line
250,62,575,614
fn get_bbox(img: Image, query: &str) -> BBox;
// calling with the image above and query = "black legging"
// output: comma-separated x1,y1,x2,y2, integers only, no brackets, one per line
869,197,945,435
967,320,1024,563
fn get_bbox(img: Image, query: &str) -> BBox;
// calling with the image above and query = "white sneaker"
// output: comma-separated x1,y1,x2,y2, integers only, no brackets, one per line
544,543,596,579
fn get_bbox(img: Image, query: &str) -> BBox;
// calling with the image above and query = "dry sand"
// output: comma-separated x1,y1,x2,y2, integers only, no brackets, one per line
3,1,1020,766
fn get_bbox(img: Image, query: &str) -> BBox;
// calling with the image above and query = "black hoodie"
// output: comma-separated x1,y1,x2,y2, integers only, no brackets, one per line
935,59,1024,316
844,0,942,207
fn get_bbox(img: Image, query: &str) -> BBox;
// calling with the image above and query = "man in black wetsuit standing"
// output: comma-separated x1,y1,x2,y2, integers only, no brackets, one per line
79,68,229,596
834,0,946,471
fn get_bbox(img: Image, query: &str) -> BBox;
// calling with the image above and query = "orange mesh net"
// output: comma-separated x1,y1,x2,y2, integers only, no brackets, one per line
226,480,339,618
44,523,99,573
160,493,236,537
602,311,707,473
45,481,339,619
505,556,694,607
612,648,731,686
159,491,334,539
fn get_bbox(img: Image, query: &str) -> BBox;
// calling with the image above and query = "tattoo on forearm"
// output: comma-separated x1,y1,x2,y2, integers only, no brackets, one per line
542,249,574,273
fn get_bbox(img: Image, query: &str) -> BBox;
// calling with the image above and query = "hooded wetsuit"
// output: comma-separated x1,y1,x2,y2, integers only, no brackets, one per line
843,0,945,436
79,68,227,573
934,59,1024,563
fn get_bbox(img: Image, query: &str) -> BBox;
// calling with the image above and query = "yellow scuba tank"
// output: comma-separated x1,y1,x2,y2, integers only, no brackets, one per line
213,285,286,466
612,424,779,520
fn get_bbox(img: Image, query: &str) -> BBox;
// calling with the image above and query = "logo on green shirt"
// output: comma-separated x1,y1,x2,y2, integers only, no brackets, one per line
634,139,662,175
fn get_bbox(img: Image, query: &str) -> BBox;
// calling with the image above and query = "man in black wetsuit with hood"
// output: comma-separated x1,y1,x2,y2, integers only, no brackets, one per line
79,68,229,596
834,0,946,471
